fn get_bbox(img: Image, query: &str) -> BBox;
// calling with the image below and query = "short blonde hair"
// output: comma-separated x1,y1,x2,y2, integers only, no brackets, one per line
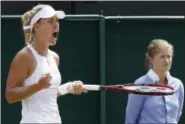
21,4,47,45
145,39,174,70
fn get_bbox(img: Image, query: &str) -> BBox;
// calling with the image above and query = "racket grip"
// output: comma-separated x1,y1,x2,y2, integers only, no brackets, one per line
83,85,100,91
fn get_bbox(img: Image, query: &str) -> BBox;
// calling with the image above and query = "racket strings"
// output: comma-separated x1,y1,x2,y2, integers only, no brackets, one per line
123,85,173,93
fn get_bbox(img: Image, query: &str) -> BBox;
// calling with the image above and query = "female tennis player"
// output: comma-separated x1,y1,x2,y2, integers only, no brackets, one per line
125,39,184,123
5,4,87,123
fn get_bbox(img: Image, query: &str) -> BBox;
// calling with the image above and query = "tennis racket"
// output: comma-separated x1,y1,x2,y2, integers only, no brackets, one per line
83,83,175,96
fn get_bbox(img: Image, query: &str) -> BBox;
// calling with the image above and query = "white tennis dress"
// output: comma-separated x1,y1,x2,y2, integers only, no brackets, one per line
20,44,62,123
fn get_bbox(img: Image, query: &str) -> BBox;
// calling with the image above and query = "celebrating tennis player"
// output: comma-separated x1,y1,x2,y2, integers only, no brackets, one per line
5,4,87,123
125,39,184,123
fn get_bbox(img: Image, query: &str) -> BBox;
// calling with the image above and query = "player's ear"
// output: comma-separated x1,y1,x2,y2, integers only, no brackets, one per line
33,19,41,32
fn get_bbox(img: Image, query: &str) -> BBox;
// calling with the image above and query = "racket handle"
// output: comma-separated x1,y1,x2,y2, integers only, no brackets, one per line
83,84,100,91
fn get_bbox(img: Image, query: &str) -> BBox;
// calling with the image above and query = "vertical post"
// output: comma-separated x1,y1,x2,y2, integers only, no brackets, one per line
99,15,106,124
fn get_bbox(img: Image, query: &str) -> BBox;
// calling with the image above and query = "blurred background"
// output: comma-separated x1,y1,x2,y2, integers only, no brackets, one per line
1,1,185,124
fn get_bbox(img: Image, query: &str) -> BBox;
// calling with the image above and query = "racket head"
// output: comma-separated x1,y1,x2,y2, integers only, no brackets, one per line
103,83,175,96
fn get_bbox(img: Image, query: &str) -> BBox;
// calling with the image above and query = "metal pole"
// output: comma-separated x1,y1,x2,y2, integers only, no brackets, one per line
105,16,185,20
2,15,184,19
99,15,106,124
1,14,105,21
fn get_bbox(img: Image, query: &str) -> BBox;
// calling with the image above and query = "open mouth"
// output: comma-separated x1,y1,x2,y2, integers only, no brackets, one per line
53,32,58,39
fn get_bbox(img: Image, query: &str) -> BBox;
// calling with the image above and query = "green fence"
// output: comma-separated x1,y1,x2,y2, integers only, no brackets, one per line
1,15,185,124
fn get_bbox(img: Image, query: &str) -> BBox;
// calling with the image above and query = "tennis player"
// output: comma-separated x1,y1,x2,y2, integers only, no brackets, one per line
125,39,184,123
5,4,87,123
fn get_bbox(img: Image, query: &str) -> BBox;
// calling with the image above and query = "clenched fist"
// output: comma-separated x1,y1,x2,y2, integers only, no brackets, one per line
69,80,87,95
58,80,87,95
37,73,52,89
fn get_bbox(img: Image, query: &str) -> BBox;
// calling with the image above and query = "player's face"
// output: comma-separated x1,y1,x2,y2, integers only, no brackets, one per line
150,46,173,73
35,16,60,46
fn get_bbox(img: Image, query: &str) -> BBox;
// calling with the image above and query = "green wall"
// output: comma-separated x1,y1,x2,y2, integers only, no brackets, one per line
2,17,184,124
106,19,185,124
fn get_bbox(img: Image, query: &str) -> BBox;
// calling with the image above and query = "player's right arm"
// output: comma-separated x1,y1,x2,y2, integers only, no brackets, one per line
5,49,51,104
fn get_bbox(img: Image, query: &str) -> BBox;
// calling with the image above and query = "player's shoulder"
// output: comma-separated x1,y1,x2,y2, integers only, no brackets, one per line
12,46,33,63
9,46,33,69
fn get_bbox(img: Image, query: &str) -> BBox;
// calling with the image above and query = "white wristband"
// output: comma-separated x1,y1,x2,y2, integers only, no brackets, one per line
58,82,72,95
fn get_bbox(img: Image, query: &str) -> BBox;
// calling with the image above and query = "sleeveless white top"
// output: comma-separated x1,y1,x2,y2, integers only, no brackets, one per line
20,44,62,123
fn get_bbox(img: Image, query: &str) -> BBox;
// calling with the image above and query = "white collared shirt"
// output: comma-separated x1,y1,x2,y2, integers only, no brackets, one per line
147,68,171,83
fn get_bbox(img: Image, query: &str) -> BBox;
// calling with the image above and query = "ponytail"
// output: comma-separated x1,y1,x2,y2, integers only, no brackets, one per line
21,5,44,45
23,29,32,45
145,53,151,71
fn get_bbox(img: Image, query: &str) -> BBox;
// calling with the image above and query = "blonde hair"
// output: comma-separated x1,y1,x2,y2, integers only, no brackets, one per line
145,39,174,70
21,4,47,45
